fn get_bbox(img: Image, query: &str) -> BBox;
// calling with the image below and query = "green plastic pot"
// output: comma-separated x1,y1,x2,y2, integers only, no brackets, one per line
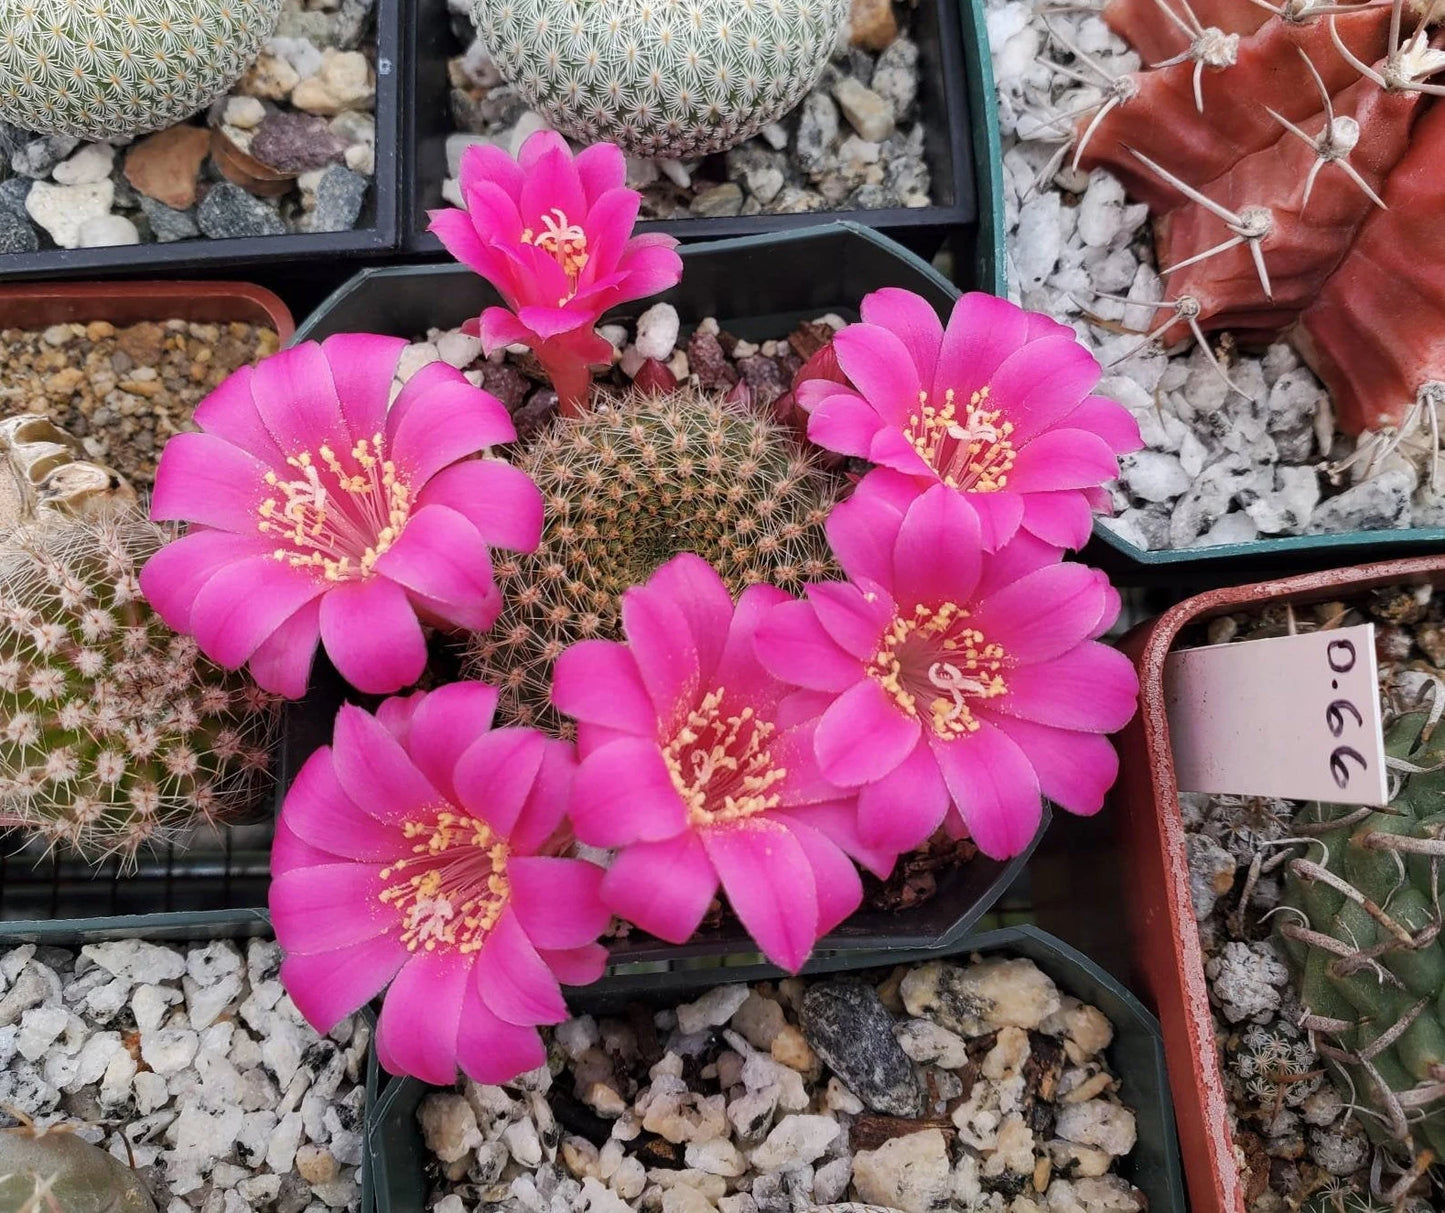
960,0,1008,299
365,924,1185,1213
0,910,382,1213
287,222,1046,960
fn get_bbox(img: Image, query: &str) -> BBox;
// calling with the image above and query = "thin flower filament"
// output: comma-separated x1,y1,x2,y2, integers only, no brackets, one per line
907,386,1017,492
869,602,1009,738
379,811,511,954
523,207,590,301
664,688,788,827
258,435,412,582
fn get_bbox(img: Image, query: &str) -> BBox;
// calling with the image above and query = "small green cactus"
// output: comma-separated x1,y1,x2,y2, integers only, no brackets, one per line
0,0,283,140
0,1124,157,1213
1229,1021,1324,1111
1277,708,1445,1165
472,0,850,158
466,387,842,731
0,511,279,869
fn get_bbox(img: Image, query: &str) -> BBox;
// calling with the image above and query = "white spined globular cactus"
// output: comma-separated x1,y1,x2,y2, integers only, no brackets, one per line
0,512,279,869
472,0,850,158
0,0,284,140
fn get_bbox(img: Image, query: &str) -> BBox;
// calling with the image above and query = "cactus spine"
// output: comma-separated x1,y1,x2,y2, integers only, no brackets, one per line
1276,708,1445,1165
466,387,842,732
472,0,850,158
0,511,278,868
0,0,284,139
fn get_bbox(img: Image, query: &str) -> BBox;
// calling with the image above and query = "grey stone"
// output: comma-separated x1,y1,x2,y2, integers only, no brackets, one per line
1308,468,1414,533
871,37,919,119
307,165,368,232
0,207,37,253
799,982,924,1117
794,93,839,175
251,111,348,173
0,175,32,218
139,196,200,242
690,182,744,217
12,134,79,179
197,183,286,238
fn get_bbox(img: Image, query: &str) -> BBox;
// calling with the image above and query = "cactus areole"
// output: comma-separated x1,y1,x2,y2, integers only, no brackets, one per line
472,0,851,158
1073,0,1445,436
1277,708,1445,1165
0,0,284,140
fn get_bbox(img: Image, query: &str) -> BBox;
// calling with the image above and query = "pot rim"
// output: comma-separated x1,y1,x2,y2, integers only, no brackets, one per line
1119,553,1445,1213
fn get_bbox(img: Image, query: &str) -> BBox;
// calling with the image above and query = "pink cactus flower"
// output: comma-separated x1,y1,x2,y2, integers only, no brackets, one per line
797,289,1142,549
552,554,894,973
270,683,609,1085
754,484,1138,861
141,336,543,699
429,131,683,417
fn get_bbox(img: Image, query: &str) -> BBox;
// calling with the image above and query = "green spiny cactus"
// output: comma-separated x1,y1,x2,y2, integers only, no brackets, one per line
472,0,850,158
0,0,284,140
0,1125,157,1213
1277,708,1445,1165
465,387,843,732
0,511,279,869
1229,1021,1324,1111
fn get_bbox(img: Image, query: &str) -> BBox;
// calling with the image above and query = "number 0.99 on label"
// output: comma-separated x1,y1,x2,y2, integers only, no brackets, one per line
1162,622,1388,807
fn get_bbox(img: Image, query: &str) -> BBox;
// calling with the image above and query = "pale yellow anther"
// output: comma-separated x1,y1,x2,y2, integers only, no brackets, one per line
906,383,1016,493
868,603,1008,740
663,687,788,827
380,810,512,955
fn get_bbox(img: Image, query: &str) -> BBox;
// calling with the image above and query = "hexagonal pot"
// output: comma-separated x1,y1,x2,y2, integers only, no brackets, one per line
283,221,1045,960
1111,554,1445,1213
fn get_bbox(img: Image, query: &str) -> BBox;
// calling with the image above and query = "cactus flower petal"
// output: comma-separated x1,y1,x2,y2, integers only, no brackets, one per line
145,339,531,698
799,290,1138,549
431,131,682,414
273,688,607,1083
557,554,863,971
756,485,1136,860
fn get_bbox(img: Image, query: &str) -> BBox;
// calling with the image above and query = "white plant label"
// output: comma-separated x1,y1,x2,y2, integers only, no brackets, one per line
1163,622,1388,806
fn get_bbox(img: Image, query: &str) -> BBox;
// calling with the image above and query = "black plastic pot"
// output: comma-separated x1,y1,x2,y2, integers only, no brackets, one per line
366,925,1185,1213
0,0,402,282
0,909,381,1213
286,221,1044,957
402,0,984,264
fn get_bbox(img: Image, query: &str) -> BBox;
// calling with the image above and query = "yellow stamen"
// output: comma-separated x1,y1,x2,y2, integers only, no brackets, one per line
379,811,511,954
663,688,788,826
906,386,1017,492
521,207,590,296
869,602,1009,739
255,433,412,581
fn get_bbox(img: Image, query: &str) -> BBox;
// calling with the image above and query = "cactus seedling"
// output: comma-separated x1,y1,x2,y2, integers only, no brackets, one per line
466,387,841,732
0,1121,157,1213
0,511,278,869
1276,707,1445,1165
1065,0,1445,436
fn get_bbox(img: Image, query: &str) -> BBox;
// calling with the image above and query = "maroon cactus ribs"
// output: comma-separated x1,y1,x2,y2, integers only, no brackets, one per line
1064,0,1445,435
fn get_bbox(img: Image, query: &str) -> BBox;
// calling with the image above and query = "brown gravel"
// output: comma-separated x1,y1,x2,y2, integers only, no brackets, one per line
0,320,280,488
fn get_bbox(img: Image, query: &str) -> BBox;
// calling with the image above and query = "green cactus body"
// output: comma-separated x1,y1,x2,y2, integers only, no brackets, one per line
466,388,842,731
0,0,283,140
0,1126,157,1213
1278,710,1445,1163
472,0,850,158
0,513,278,868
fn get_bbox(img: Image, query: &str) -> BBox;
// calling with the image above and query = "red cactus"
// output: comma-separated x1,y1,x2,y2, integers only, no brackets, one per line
1068,0,1445,434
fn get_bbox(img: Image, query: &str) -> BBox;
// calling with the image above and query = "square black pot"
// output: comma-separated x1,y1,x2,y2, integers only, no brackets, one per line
0,0,402,281
402,0,979,260
365,925,1186,1213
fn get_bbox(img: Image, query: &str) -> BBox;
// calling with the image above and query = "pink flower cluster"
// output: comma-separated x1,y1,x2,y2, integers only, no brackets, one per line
138,133,1141,1089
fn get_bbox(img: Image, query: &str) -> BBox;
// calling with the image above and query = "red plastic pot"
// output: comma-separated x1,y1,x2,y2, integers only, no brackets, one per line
1114,555,1445,1213
0,280,293,339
